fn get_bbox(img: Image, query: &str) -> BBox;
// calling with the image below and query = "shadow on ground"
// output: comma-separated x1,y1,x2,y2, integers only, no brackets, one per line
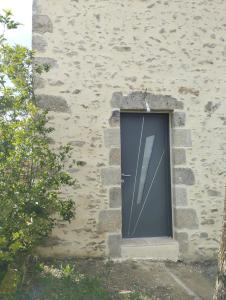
75,258,217,299
0,258,217,299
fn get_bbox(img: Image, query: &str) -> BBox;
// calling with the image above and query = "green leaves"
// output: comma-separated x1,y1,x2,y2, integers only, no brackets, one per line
0,10,75,265
34,62,50,74
0,9,20,46
0,9,20,30
59,199,75,222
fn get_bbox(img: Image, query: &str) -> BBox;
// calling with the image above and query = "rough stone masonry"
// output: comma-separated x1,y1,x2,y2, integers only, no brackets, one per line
33,0,226,261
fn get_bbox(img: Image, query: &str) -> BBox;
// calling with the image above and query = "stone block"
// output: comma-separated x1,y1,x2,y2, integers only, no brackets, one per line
172,112,186,127
113,46,131,52
33,35,47,52
109,187,121,208
121,92,146,109
112,92,184,110
109,110,120,127
174,231,188,242
98,210,121,233
42,236,65,247
200,232,208,238
174,186,187,206
173,148,186,165
174,232,189,252
101,167,121,185
36,94,70,113
32,0,42,14
49,80,64,87
108,234,122,257
174,168,195,185
204,101,220,117
33,57,58,68
33,75,45,89
33,14,53,33
174,208,199,229
104,129,120,147
201,218,215,225
207,189,221,197
147,94,184,110
173,129,192,147
69,140,85,147
109,148,121,165
178,86,199,97
111,92,123,108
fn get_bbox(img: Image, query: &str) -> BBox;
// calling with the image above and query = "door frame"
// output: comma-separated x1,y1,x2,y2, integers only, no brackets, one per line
120,110,175,240
100,91,194,259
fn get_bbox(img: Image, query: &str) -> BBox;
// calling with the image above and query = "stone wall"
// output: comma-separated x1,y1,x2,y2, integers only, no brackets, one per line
33,0,226,261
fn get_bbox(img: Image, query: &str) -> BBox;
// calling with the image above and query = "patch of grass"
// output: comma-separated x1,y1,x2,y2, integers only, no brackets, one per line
120,292,150,300
1,261,110,300
0,273,5,286
0,264,7,284
0,260,150,300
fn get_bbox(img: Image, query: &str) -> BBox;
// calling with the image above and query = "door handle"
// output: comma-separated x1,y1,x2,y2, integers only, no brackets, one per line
121,174,131,177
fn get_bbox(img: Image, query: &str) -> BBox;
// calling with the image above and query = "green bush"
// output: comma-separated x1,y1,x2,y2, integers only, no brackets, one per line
0,10,75,268
0,261,110,300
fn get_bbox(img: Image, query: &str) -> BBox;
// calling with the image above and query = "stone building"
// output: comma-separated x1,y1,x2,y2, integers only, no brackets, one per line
32,0,226,261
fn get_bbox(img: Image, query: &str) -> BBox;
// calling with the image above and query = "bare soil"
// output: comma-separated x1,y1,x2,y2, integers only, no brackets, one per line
74,258,217,299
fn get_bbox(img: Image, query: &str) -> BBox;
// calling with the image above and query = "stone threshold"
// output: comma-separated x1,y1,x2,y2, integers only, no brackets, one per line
121,237,179,261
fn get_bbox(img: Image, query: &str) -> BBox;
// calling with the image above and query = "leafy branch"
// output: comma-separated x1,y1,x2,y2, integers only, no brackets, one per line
0,10,76,267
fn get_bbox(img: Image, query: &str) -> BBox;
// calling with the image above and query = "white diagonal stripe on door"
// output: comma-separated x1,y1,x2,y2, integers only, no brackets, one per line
127,116,144,236
136,135,155,205
131,150,165,237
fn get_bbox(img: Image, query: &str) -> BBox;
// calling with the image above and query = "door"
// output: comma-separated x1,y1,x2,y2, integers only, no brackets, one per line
121,113,172,239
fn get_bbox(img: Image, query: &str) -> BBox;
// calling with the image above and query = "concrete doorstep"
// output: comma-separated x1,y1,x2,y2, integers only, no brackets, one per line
121,237,179,261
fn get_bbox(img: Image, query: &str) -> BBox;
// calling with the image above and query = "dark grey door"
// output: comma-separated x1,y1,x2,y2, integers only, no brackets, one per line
121,113,172,238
